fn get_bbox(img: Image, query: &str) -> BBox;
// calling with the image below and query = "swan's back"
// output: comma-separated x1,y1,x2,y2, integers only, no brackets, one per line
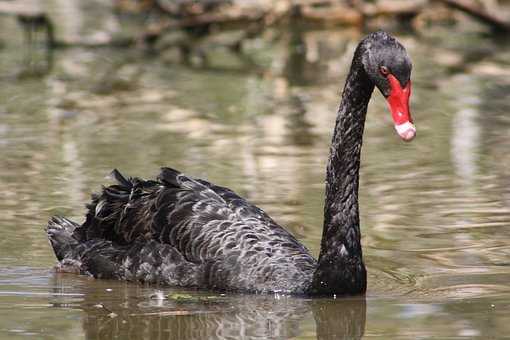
47,168,316,293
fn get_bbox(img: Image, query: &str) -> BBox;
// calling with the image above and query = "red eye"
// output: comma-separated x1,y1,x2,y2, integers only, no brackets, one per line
380,66,389,76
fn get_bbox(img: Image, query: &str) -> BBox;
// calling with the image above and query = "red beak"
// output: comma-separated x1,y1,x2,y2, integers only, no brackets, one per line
386,74,415,142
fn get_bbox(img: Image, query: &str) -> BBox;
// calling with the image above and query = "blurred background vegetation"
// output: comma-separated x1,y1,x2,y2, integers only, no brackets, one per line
2,0,510,73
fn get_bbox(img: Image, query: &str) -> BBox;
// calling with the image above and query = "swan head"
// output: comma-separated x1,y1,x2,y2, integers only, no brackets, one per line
361,31,415,142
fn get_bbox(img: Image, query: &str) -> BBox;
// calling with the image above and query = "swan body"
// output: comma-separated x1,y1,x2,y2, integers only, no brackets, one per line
47,31,414,296
49,168,317,294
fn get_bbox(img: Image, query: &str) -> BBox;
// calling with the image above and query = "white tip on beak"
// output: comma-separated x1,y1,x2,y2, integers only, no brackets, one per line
395,121,416,142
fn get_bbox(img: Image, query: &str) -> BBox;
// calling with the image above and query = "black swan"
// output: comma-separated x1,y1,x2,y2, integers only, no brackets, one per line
47,31,414,296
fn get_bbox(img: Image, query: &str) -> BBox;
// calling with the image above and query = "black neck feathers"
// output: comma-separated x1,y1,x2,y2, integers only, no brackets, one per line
311,42,374,295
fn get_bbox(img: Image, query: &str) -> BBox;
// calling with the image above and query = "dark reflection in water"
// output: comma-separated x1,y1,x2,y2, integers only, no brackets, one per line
284,95,316,146
50,275,365,340
312,299,366,340
15,14,54,79
282,24,351,87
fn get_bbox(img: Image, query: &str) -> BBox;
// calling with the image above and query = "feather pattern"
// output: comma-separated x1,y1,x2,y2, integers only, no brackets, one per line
49,167,316,294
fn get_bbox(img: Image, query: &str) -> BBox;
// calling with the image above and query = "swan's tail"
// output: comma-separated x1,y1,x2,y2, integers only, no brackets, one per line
46,215,125,278
46,216,80,262
46,215,199,284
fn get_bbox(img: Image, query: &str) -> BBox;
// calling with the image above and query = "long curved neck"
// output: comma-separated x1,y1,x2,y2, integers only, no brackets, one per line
311,47,374,295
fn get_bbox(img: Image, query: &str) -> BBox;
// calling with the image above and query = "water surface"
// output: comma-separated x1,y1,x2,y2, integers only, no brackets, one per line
1,4,510,339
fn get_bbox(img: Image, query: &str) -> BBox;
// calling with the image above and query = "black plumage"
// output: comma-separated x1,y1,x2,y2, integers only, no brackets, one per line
47,31,413,296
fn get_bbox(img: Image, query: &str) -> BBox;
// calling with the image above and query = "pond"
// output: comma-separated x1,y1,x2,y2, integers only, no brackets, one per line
1,3,510,339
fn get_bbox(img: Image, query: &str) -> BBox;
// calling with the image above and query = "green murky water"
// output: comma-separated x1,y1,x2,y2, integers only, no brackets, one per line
1,3,510,339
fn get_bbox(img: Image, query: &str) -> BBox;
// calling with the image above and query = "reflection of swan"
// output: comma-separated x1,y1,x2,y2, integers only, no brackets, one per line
51,276,366,340
47,31,415,296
